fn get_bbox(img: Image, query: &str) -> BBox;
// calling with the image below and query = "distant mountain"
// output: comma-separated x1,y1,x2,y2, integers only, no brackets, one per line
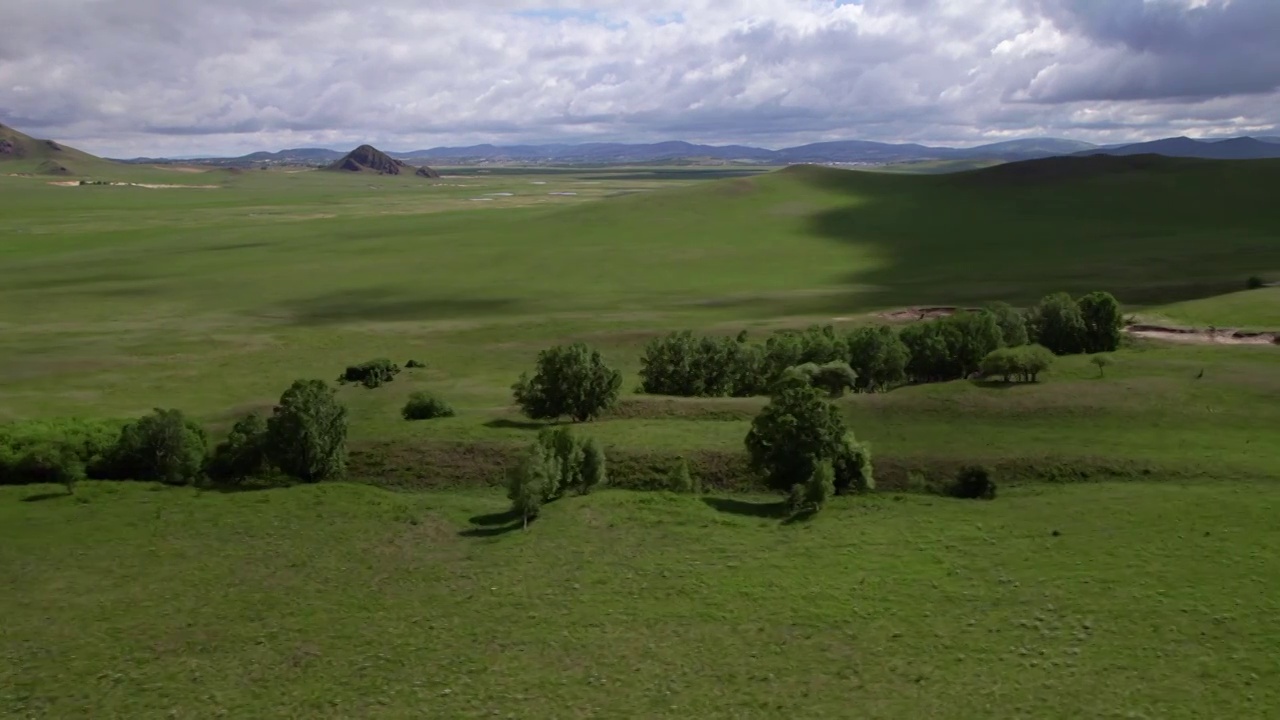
0,122,118,176
239,148,345,163
952,138,1098,159
1257,136,1280,145
393,141,779,164
325,144,440,177
1076,136,1280,160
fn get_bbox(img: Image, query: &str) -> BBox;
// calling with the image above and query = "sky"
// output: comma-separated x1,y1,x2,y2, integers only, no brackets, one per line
1,0,1278,157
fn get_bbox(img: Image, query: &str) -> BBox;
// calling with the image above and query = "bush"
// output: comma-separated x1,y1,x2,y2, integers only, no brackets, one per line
401,391,456,420
1247,276,1266,290
1091,354,1113,377
950,465,997,500
1028,292,1087,355
783,361,858,398
845,325,909,392
0,419,119,486
340,358,401,389
266,379,348,483
832,433,874,494
745,377,849,494
206,412,270,484
405,359,427,369
580,437,607,494
1077,291,1124,353
110,409,208,485
512,342,622,422
537,426,584,498
668,457,697,494
979,345,1054,383
790,461,835,515
985,302,1030,347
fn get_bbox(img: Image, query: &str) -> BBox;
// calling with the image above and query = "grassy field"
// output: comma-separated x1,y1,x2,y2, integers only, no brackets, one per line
5,480,1280,719
3,153,1280,717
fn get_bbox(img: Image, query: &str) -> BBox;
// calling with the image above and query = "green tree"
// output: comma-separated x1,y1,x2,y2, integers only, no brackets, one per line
800,461,836,514
783,361,859,398
513,343,622,422
1028,292,1087,355
1091,354,1113,378
265,380,348,483
668,456,697,493
1077,291,1124,353
111,408,208,485
745,377,848,494
945,311,1005,377
846,325,909,392
207,412,270,484
506,443,554,528
537,426,584,498
985,302,1030,347
832,433,874,495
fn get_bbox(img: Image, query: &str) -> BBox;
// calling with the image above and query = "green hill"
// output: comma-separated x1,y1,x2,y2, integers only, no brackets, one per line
0,122,120,176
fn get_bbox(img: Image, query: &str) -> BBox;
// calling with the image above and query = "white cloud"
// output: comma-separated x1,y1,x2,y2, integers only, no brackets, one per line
0,0,1277,156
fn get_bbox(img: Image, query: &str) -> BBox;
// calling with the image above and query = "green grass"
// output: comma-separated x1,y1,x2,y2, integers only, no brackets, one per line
1,157,1278,485
1147,287,1280,329
5,480,1280,718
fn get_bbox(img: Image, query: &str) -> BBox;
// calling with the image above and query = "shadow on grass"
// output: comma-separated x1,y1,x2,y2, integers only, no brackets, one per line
469,509,521,526
483,418,558,431
22,491,71,503
458,524,524,538
970,380,1021,390
701,497,789,519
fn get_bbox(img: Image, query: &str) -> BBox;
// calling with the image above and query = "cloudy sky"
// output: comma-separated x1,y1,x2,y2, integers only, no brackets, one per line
2,0,1278,157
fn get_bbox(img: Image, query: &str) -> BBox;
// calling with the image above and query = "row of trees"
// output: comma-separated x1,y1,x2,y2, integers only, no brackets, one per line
629,292,1123,401
1,380,350,491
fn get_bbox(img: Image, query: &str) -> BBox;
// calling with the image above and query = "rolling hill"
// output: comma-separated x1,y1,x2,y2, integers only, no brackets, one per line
324,144,440,177
0,123,119,176
1078,136,1280,160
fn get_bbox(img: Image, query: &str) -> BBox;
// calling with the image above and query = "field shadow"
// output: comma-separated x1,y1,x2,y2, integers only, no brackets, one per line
275,289,523,326
22,491,71,503
702,497,789,519
458,524,524,538
970,380,1020,391
469,509,521,526
483,418,559,431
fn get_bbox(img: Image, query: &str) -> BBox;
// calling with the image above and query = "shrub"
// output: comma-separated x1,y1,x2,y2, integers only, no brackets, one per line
794,461,836,515
950,465,997,500
580,437,607,494
668,457,697,494
405,359,427,369
1028,292,1087,355
980,347,1020,382
206,412,270,484
846,325,909,392
783,361,858,398
401,391,456,420
745,377,849,494
0,419,119,485
340,358,401,389
266,379,348,483
537,426,584,498
986,301,1030,347
110,408,208,485
1077,291,1124,353
832,433,874,494
1247,276,1266,290
512,342,622,422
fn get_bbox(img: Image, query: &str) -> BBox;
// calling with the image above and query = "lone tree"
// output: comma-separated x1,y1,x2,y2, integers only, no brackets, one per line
513,342,622,422
266,379,349,483
745,376,864,497
1091,354,1113,378
506,442,554,529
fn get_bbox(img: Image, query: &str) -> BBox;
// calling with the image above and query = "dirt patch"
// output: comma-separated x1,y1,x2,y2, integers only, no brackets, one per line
877,306,980,322
47,181,220,189
1126,324,1278,346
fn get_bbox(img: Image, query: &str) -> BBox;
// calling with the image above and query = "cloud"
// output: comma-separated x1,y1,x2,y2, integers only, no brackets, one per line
0,0,1277,156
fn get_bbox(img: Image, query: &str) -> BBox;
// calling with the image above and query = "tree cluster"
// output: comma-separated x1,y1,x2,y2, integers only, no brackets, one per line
505,427,607,527
979,345,1055,383
339,358,402,389
1027,291,1123,355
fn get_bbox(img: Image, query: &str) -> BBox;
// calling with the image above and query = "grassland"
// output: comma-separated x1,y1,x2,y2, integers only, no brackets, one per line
3,154,1280,717
5,480,1280,719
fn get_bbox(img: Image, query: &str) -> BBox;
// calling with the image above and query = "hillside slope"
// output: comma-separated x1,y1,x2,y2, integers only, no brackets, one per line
0,123,119,176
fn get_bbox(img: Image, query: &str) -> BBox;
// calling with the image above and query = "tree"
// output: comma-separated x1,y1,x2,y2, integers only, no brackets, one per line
944,311,1004,377
507,443,554,528
1076,291,1124,353
783,361,858,398
846,325,909,392
1091,355,1113,378
1017,345,1055,382
513,343,622,422
537,426,584,498
265,380,348,483
111,408,207,485
1247,275,1266,290
980,348,1019,383
985,302,1029,347
832,433,874,495
979,345,1054,383
207,412,270,484
668,456,697,494
580,437,607,494
900,321,952,383
745,377,848,494
1028,292,1087,355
